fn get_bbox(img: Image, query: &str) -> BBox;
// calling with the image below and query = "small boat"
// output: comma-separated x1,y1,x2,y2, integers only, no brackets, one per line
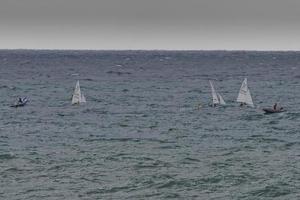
11,97,28,108
72,80,86,105
237,78,254,107
209,80,226,107
262,108,284,114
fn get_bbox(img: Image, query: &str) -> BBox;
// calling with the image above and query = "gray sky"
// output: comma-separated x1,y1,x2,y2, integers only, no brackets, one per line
1,0,300,50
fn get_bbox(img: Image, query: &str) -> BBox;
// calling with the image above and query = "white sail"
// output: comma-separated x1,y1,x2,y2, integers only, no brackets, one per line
237,78,254,107
72,81,86,105
217,93,226,105
81,94,86,103
72,81,81,105
209,80,219,105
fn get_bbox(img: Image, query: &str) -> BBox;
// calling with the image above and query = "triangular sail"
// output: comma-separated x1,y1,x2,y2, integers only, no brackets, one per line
237,78,254,107
72,81,81,105
217,93,226,105
209,80,219,105
72,81,86,105
209,80,226,106
81,94,86,103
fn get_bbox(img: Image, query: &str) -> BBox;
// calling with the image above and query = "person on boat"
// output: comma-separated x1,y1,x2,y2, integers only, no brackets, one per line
273,103,277,110
18,97,23,103
273,103,284,111
240,102,246,107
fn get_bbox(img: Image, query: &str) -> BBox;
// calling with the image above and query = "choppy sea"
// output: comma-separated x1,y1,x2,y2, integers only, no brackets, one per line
0,50,300,199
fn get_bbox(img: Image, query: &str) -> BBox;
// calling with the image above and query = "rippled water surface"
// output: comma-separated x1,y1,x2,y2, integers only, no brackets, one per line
0,50,300,199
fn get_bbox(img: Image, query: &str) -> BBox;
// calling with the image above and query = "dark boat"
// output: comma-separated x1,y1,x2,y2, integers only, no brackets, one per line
10,97,28,108
262,107,284,114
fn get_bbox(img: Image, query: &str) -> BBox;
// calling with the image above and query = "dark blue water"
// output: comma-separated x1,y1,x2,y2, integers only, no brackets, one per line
0,50,300,199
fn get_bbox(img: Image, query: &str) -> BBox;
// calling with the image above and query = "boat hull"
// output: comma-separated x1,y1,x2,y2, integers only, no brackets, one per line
262,108,284,114
11,99,28,108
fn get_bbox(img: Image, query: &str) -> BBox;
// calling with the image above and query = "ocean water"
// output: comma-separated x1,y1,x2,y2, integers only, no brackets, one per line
0,50,300,199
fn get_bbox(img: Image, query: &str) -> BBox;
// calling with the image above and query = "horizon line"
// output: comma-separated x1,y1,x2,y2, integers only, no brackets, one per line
0,48,300,52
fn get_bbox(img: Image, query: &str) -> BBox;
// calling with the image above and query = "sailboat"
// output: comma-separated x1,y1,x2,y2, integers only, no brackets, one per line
209,80,226,106
72,80,86,105
236,78,254,107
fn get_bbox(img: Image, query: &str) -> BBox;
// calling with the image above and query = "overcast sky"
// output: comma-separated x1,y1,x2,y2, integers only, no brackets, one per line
1,0,300,50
